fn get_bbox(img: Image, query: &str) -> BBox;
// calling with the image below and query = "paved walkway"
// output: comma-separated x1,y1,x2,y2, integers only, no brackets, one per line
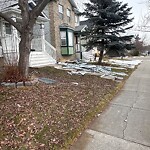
71,57,150,150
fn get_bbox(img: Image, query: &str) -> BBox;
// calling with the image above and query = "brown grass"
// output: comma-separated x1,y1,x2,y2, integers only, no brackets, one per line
0,66,134,150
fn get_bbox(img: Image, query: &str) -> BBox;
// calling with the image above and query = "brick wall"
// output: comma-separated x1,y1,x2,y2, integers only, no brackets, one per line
49,0,77,61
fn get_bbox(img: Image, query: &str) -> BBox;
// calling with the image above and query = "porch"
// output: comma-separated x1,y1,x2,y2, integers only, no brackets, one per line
74,25,94,62
0,1,57,67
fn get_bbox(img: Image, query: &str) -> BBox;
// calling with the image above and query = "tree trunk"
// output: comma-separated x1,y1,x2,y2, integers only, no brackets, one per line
98,39,105,64
18,30,33,78
98,29,105,64
98,50,104,64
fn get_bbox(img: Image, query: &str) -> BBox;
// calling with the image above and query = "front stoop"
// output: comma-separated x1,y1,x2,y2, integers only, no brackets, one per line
29,51,56,67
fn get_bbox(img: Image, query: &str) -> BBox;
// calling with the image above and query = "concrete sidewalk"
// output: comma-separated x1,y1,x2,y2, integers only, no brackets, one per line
71,57,150,150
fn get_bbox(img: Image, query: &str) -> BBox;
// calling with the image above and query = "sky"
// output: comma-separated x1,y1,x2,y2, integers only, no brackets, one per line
75,0,150,44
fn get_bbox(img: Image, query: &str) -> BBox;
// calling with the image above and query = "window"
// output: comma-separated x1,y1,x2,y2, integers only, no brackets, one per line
60,31,67,46
68,31,73,46
75,15,79,24
5,23,12,34
58,4,64,20
67,9,71,22
75,15,80,26
60,29,74,55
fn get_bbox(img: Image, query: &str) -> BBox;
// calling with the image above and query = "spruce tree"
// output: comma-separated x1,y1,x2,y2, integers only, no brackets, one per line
81,0,134,63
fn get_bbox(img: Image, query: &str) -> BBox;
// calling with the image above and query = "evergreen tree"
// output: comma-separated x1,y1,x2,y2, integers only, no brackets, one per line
81,0,134,63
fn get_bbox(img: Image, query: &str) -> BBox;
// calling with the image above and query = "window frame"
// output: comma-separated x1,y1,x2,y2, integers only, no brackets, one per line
68,31,73,46
60,31,67,46
58,4,64,20
60,28,74,56
5,23,12,35
67,8,71,22
75,15,79,24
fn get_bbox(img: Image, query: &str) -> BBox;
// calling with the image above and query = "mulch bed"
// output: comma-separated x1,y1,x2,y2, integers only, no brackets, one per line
0,67,118,149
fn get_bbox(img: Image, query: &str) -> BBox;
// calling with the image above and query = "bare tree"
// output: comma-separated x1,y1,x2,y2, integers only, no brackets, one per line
0,0,56,78
134,34,144,53
136,0,150,32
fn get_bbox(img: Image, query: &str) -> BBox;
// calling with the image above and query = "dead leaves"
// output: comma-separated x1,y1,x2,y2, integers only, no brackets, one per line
0,67,117,149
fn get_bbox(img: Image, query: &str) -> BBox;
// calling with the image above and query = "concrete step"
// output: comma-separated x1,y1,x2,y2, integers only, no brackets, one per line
29,51,56,67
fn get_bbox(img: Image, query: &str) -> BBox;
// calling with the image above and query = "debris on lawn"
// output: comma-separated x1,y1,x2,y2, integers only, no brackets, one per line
57,62,128,81
0,58,137,149
56,59,141,81
38,78,56,84
108,59,142,68
71,82,79,86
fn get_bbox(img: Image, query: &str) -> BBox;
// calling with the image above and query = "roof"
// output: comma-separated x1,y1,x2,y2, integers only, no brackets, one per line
0,0,17,11
74,8,80,14
0,0,49,21
80,20,93,27
59,23,74,30
69,0,77,8
0,0,78,13
70,1,80,14
34,0,77,9
75,25,87,33
0,0,78,9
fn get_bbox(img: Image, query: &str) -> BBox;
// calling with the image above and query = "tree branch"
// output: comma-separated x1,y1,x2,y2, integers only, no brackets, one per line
18,0,30,25
0,12,22,33
31,0,56,18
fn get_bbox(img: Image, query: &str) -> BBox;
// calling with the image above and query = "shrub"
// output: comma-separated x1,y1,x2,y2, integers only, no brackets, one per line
1,65,27,83
130,50,139,56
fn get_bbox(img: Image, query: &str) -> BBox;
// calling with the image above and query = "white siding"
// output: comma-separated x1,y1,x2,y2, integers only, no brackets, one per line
43,6,51,43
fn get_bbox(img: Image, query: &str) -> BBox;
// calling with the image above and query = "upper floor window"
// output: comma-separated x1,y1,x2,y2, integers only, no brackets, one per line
67,9,71,22
58,4,64,20
75,15,79,24
5,23,12,34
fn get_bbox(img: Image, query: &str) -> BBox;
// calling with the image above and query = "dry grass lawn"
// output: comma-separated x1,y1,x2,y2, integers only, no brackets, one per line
0,66,130,150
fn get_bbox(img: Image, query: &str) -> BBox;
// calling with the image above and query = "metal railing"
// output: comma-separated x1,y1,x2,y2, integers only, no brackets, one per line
43,39,57,60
